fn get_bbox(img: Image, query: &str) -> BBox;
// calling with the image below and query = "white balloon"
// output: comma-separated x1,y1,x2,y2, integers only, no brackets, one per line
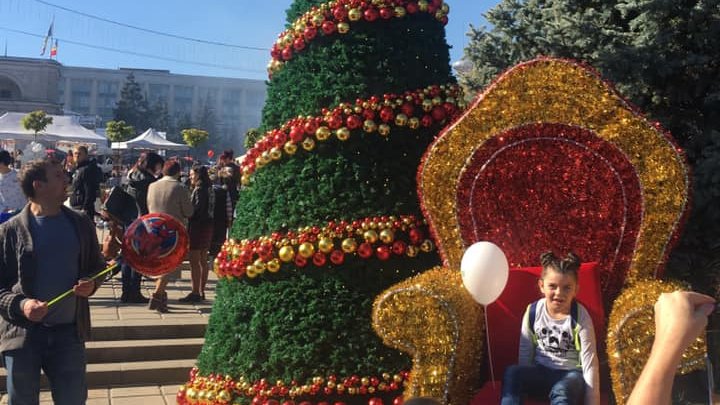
460,241,509,305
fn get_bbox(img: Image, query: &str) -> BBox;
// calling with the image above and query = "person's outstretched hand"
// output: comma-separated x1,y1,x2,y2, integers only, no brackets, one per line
653,291,715,358
628,290,715,405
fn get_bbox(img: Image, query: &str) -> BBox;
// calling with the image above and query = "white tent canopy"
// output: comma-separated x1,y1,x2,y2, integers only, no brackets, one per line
0,112,108,144
111,128,189,151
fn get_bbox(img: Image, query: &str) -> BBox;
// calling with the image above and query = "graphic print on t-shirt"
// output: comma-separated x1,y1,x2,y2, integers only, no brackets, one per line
536,324,574,356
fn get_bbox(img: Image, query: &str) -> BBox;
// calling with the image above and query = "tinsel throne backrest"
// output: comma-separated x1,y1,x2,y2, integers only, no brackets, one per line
418,58,688,294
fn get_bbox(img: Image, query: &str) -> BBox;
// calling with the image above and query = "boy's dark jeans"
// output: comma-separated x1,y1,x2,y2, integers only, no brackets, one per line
501,363,585,405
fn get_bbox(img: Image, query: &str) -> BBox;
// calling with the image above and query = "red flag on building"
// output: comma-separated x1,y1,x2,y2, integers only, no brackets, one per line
50,39,58,58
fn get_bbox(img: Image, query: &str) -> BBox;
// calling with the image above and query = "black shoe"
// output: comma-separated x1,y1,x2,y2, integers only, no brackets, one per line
178,292,203,303
126,292,150,304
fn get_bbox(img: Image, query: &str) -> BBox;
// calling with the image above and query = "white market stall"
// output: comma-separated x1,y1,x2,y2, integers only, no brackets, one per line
111,128,189,151
0,112,108,146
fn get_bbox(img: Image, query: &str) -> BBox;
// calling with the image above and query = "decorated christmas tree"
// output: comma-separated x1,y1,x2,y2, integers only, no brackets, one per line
179,1,463,404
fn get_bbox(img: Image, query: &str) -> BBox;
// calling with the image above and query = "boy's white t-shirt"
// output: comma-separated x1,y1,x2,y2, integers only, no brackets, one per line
518,298,600,405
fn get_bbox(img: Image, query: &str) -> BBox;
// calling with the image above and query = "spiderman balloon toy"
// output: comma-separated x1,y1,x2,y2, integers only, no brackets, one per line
122,213,189,277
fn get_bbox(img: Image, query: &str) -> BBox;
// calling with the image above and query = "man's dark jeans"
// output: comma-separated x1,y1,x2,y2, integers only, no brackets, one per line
2,323,87,405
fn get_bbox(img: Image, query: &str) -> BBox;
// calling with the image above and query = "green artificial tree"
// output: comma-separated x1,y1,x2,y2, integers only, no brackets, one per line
458,0,720,292
113,73,151,135
186,1,461,404
21,110,53,142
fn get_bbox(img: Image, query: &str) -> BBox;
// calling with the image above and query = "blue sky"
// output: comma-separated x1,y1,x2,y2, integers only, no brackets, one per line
0,0,495,81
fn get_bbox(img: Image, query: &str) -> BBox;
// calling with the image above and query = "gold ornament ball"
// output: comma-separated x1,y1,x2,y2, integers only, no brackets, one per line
432,96,443,106
196,390,207,404
354,105,363,114
393,374,403,383
270,147,282,160
379,229,395,244
284,141,298,155
315,126,331,141
327,381,336,389
378,124,391,137
441,3,450,13
394,6,407,17
278,246,295,262
435,10,445,20
241,175,250,186
186,387,199,404
254,156,264,168
262,151,273,164
420,239,435,252
364,229,379,243
348,387,357,395
363,119,377,133
368,386,376,394
395,113,408,126
298,242,315,258
253,259,266,273
318,237,334,253
418,0,429,11
302,137,316,151
348,8,362,21
361,377,370,386
205,391,217,403
267,259,281,273
312,13,325,26
406,245,419,257
408,117,420,129
217,389,232,404
246,266,258,278
422,98,433,112
341,238,358,253
336,127,351,141
337,22,350,34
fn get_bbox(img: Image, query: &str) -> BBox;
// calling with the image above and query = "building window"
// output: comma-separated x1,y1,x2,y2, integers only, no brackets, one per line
222,89,242,121
173,85,194,118
70,79,92,114
149,84,170,106
96,81,119,122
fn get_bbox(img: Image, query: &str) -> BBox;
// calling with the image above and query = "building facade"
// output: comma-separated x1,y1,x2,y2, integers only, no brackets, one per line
1,56,266,151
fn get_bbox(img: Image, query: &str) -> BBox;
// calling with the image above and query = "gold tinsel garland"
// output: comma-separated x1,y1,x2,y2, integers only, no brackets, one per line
607,279,707,404
418,58,689,285
372,267,484,405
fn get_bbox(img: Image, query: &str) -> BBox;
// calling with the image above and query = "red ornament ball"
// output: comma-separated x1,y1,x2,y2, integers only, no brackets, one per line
393,396,403,405
122,213,189,277
368,398,384,405
330,250,345,265
322,20,337,35
358,242,374,259
376,245,391,261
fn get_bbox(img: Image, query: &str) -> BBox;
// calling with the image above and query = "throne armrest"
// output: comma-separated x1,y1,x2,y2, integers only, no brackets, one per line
372,266,484,405
607,279,707,404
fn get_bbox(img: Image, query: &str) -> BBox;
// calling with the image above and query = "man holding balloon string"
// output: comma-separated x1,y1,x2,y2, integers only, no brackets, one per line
0,158,122,405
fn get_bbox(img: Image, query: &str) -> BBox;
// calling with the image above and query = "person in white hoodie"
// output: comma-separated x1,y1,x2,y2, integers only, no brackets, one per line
0,150,27,213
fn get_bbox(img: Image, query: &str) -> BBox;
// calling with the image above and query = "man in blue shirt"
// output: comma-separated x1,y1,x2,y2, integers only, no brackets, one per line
0,158,121,404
